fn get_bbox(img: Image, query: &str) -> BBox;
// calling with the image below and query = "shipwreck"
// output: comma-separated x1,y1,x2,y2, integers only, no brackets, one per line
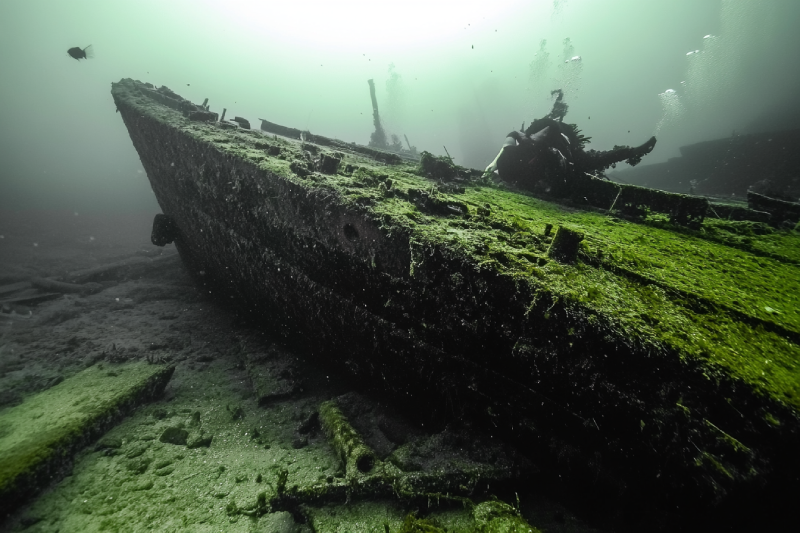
112,79,800,531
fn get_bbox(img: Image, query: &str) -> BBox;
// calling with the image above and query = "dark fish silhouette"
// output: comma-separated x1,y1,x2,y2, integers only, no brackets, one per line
67,45,93,60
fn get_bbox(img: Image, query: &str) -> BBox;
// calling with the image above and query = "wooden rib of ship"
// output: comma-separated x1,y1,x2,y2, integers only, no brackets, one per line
113,79,800,532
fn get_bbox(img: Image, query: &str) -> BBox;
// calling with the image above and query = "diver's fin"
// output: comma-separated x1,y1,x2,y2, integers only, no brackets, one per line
639,136,657,154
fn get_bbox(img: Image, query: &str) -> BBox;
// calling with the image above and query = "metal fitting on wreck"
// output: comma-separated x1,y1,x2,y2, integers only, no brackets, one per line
151,213,179,247
318,400,376,478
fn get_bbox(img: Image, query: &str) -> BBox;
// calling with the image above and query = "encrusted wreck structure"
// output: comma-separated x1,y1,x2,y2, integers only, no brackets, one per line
112,79,800,531
611,129,800,199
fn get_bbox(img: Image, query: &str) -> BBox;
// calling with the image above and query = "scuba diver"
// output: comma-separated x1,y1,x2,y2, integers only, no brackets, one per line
484,90,657,196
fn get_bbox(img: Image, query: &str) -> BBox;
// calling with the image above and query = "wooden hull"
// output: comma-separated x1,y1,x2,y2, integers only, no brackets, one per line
113,79,800,530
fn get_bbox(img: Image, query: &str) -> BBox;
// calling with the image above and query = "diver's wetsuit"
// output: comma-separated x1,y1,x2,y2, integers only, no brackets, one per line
491,117,656,195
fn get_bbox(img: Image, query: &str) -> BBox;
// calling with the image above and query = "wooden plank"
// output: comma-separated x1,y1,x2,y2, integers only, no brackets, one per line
66,253,177,283
0,282,31,298
0,293,62,308
30,278,102,295
0,362,174,517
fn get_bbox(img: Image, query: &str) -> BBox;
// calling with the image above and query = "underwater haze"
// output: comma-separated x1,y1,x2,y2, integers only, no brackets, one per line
1,0,799,213
4,3,800,531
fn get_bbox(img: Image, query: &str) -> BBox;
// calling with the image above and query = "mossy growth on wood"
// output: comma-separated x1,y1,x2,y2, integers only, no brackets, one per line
318,401,376,480
0,362,174,516
546,226,584,263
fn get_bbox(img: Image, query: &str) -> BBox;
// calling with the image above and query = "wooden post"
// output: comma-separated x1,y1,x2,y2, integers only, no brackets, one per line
547,226,584,263
367,79,386,148
443,146,453,162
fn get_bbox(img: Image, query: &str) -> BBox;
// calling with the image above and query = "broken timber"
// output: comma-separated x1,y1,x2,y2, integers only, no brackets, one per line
0,362,174,518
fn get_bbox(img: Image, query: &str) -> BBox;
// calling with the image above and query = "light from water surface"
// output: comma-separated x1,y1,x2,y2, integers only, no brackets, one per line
0,0,798,211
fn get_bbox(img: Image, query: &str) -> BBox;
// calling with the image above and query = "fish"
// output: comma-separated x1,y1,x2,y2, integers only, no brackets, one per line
67,45,93,60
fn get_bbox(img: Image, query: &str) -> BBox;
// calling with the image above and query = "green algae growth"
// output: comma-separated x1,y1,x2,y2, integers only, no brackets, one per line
0,361,174,517
108,78,800,528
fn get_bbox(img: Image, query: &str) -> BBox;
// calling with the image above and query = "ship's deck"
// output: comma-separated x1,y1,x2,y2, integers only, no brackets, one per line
109,77,800,530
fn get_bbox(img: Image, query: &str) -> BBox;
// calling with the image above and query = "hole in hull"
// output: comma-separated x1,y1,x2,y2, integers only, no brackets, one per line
343,223,360,241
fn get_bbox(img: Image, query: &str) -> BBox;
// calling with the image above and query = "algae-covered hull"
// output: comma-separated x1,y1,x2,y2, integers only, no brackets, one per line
112,79,800,529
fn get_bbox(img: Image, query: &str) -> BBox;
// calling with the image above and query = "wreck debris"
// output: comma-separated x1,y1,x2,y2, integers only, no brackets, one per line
66,253,177,284
1,249,180,325
231,116,250,129
259,118,307,140
419,151,459,180
151,213,179,247
367,79,387,149
443,145,453,162
614,129,800,198
318,400,376,479
583,178,709,225
0,281,31,298
473,500,538,532
135,84,216,122
0,361,174,517
546,226,584,263
30,277,102,295
707,202,770,223
747,191,800,226
317,153,341,174
258,117,407,164
187,109,218,122
0,303,33,320
1,283,56,317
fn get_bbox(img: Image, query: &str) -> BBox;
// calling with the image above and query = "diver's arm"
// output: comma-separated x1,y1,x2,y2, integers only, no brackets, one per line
484,132,522,177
